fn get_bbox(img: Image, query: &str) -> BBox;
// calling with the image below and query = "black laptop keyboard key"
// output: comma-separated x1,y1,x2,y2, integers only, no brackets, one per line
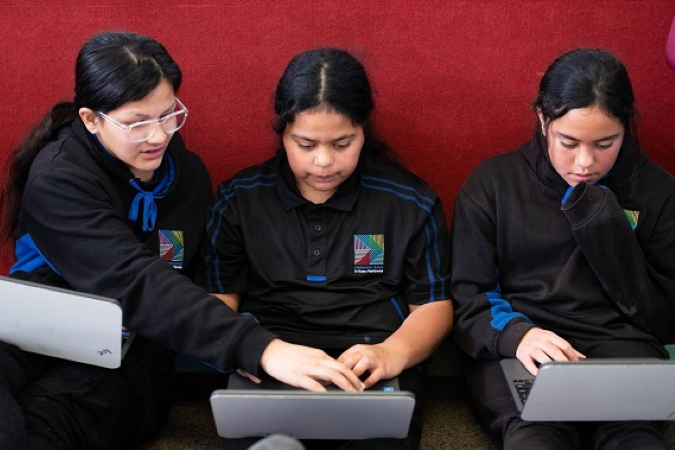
514,378,533,403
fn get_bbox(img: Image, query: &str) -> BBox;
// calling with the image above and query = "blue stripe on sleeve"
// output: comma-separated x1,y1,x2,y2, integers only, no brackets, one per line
390,297,406,321
10,233,61,276
487,287,531,330
361,176,445,301
205,173,276,293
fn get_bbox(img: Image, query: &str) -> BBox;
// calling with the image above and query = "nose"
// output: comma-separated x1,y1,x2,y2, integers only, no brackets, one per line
314,146,333,167
146,123,169,145
575,146,594,169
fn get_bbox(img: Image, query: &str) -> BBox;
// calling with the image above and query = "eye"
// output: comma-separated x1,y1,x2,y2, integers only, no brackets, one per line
297,142,314,150
560,141,577,149
596,142,614,149
333,141,351,150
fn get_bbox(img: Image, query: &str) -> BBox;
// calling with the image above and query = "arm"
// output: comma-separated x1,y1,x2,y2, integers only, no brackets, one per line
20,143,275,375
451,176,587,370
208,295,363,391
339,188,453,387
204,178,362,392
213,292,241,311
562,181,675,343
451,183,536,359
338,300,452,387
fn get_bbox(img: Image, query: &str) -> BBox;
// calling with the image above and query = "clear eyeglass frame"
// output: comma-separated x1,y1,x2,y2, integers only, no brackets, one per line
97,98,188,143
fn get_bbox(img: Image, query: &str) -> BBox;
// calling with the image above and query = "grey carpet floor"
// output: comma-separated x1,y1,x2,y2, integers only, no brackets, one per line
142,376,673,449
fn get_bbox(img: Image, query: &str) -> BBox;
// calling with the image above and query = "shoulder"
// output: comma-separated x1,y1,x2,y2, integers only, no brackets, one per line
214,154,279,196
638,158,675,189
467,148,523,181
28,127,98,184
636,158,675,206
460,147,525,194
359,155,440,202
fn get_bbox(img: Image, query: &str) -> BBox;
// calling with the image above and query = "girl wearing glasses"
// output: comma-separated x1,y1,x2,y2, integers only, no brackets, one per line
0,32,361,448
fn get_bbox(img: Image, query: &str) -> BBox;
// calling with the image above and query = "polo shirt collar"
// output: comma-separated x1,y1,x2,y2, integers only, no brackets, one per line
276,154,359,212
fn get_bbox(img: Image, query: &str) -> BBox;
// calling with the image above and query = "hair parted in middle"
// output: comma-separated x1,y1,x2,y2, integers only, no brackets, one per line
273,47,391,160
533,48,639,154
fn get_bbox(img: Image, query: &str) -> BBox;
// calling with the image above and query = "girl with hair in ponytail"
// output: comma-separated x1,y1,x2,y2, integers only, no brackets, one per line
205,48,453,450
451,48,675,449
0,32,362,449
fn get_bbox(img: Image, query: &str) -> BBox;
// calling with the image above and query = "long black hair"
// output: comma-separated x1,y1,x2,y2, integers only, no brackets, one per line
273,48,392,160
0,31,181,244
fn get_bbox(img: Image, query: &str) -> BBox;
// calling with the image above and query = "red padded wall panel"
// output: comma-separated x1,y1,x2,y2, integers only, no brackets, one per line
1,0,674,274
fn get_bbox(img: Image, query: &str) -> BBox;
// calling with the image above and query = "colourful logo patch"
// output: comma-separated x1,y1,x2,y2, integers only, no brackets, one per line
159,230,185,269
623,209,639,231
354,234,384,274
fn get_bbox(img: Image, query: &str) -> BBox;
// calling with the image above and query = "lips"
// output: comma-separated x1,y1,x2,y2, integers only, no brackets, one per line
573,173,594,182
312,175,334,183
141,147,165,159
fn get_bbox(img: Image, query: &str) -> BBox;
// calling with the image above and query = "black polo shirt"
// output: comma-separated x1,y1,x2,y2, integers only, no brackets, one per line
205,153,450,349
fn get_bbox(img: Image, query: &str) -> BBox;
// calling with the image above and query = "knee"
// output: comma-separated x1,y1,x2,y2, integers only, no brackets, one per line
504,420,580,450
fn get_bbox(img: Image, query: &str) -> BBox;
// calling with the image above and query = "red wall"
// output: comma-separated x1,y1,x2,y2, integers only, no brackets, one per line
1,1,675,274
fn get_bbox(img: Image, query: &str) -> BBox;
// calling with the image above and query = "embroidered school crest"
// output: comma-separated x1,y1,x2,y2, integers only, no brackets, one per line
159,230,185,269
354,234,384,274
623,209,639,231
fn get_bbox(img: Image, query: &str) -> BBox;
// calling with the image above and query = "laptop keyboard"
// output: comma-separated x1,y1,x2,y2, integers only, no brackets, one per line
514,378,534,404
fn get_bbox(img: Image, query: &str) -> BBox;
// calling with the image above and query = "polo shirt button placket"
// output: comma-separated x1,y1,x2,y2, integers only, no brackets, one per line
306,217,327,282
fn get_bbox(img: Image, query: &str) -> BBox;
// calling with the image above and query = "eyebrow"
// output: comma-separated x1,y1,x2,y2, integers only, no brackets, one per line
291,133,357,142
126,101,177,120
556,131,622,142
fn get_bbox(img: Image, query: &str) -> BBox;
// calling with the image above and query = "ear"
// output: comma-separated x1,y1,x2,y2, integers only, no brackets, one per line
79,108,100,134
536,109,548,137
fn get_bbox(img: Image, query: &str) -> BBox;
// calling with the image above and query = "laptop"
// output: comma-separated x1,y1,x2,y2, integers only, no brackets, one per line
500,357,675,421
210,372,416,439
0,275,134,369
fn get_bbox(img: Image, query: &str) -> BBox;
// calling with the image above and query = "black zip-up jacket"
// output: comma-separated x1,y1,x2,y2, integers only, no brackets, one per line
10,119,276,374
451,139,675,359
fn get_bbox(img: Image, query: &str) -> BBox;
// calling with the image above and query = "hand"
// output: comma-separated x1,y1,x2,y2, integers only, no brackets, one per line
516,327,586,375
337,343,405,389
260,339,364,392
235,369,262,384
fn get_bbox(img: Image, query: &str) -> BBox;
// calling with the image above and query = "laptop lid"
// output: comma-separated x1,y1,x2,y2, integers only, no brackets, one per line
210,373,416,439
500,358,675,421
0,275,133,369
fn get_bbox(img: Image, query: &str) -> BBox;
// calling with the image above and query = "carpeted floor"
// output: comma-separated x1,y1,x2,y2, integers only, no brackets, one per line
140,375,675,449
141,376,499,450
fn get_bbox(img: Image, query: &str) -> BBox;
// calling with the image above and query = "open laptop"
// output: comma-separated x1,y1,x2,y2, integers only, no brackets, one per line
0,275,134,369
210,373,416,439
500,358,675,421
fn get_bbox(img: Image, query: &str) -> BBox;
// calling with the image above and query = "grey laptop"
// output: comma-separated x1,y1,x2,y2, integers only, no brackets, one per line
210,373,415,439
500,358,675,421
0,275,134,369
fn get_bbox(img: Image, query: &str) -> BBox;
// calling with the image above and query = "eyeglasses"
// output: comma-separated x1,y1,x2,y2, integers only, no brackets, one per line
97,98,188,143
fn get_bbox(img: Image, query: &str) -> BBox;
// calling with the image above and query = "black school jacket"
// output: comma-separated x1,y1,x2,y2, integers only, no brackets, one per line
11,119,275,374
451,139,675,359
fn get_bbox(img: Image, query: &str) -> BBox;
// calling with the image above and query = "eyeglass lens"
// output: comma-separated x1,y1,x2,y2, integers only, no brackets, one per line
127,109,187,142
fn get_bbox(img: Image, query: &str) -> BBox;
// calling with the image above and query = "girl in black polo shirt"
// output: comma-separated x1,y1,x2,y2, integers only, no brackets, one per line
205,48,453,450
